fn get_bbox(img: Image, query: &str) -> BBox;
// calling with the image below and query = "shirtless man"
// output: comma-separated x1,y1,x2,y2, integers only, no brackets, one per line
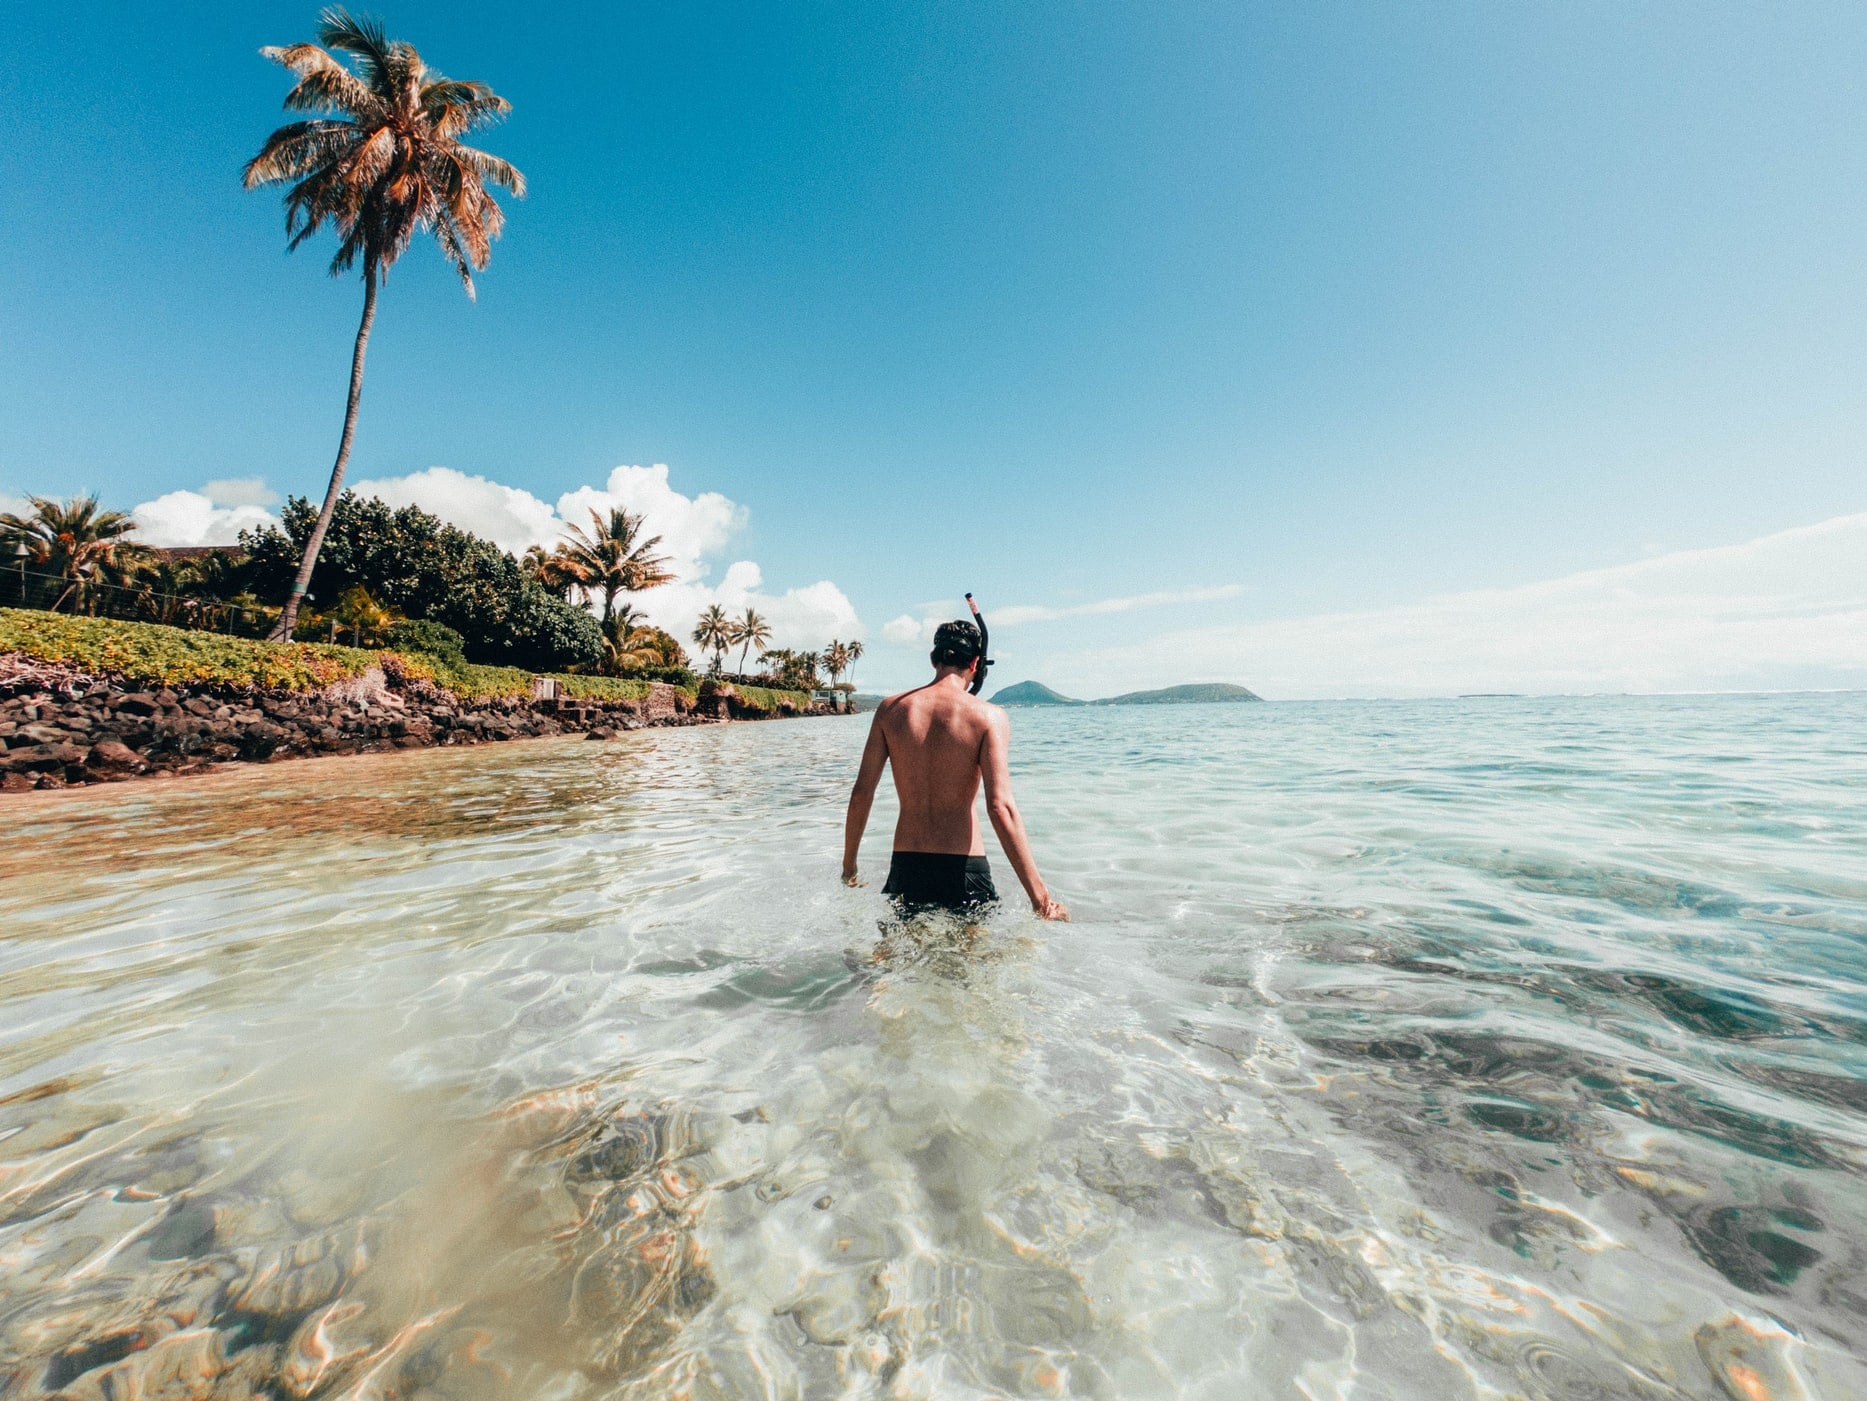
842,618,1069,920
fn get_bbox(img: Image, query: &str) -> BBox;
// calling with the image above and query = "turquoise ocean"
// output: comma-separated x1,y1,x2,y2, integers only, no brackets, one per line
1,695,1863,1398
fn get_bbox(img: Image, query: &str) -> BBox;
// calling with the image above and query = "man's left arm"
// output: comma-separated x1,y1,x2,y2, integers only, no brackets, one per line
842,712,888,885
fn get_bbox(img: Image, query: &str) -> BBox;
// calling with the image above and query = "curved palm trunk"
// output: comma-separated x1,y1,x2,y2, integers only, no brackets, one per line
269,260,380,641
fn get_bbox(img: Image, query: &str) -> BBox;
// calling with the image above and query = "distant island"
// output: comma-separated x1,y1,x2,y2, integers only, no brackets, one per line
990,680,1263,707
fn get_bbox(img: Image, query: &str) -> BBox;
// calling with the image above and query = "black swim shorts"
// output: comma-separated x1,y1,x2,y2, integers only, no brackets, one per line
882,851,999,911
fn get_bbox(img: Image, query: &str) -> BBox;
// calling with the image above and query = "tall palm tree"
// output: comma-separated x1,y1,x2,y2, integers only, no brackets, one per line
822,640,850,688
549,508,674,627
0,495,149,614
245,9,524,640
730,608,771,674
844,638,864,687
692,603,733,673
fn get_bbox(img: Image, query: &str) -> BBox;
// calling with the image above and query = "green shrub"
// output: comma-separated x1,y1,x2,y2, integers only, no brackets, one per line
553,674,656,702
242,493,602,672
1,608,815,714
0,607,430,691
428,661,534,700
383,618,467,668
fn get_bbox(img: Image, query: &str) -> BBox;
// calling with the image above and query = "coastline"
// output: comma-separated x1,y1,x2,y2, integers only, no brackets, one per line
0,609,831,795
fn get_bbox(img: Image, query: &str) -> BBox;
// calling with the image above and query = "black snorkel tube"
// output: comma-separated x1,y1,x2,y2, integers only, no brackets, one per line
964,592,993,696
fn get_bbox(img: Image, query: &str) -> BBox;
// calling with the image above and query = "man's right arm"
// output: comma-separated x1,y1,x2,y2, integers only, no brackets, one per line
842,709,888,885
980,709,1069,920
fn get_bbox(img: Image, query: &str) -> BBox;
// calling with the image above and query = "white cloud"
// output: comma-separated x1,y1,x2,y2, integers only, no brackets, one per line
344,462,859,653
1054,513,1867,699
131,490,280,548
200,478,280,509
642,562,861,655
348,466,562,556
555,465,746,582
883,613,927,645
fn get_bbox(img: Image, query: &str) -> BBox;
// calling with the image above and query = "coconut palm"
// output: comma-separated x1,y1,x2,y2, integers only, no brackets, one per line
548,508,674,627
730,608,771,674
0,495,150,614
179,550,255,632
331,583,399,646
599,606,664,675
245,8,524,640
692,604,733,673
822,640,850,687
844,638,864,688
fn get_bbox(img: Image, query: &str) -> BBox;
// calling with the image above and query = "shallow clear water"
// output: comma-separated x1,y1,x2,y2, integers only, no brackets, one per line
1,695,1864,1399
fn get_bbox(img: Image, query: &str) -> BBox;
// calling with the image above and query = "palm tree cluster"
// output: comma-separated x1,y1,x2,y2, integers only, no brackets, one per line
0,496,270,632
686,606,774,678
822,638,863,689
245,8,524,640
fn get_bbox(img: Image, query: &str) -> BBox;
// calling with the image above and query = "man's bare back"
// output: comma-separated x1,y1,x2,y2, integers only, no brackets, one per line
842,620,1067,920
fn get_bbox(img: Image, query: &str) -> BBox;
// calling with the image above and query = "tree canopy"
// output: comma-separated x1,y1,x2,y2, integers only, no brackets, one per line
241,493,601,671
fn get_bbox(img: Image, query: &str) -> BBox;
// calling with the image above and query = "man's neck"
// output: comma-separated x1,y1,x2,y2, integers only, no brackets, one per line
930,668,973,690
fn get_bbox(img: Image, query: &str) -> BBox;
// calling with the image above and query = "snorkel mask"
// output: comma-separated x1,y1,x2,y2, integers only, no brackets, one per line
965,593,994,696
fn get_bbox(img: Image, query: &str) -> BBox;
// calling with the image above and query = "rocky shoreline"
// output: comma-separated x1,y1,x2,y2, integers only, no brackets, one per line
0,656,829,793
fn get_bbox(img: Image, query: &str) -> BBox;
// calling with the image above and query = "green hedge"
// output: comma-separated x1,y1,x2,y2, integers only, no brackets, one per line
0,608,814,712
554,674,664,703
0,608,432,691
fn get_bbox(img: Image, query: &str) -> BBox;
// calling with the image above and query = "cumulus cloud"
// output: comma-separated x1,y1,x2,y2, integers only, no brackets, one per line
200,478,280,509
883,613,927,645
344,461,859,652
347,466,561,556
556,465,745,582
1053,513,1867,699
131,489,281,548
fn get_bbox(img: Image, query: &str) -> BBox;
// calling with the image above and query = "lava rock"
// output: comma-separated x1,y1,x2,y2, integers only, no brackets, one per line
85,740,147,776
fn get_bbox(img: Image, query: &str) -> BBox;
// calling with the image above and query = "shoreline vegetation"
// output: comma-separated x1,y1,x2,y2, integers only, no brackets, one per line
0,608,823,794
1,15,871,796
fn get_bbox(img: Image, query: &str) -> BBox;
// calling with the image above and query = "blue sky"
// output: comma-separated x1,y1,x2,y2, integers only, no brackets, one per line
3,3,1864,695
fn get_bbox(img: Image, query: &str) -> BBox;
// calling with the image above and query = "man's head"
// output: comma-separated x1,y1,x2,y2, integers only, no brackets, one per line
930,618,984,676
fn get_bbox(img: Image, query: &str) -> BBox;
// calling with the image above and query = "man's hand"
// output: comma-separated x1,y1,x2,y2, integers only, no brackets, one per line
842,866,864,888
1034,895,1070,921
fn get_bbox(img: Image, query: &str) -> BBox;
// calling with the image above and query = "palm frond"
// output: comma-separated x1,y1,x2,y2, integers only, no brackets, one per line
248,14,522,290
263,43,381,118
243,119,360,187
453,144,525,196
316,8,394,92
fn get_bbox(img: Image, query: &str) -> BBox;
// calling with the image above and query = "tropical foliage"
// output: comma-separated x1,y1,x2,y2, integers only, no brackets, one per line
240,492,601,671
0,606,422,692
691,604,732,673
244,8,524,638
729,607,771,673
535,508,674,627
756,647,823,691
0,609,815,717
0,495,152,614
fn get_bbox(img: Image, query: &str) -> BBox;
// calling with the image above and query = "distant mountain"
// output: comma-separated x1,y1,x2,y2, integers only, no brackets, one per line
1094,683,1263,706
988,680,1263,706
989,680,1083,706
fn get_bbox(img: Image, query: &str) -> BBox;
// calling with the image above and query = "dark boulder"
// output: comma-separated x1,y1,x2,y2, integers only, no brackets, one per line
85,740,147,776
2,742,86,773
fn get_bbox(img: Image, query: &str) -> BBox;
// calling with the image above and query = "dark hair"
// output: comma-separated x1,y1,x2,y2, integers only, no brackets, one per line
930,619,983,669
